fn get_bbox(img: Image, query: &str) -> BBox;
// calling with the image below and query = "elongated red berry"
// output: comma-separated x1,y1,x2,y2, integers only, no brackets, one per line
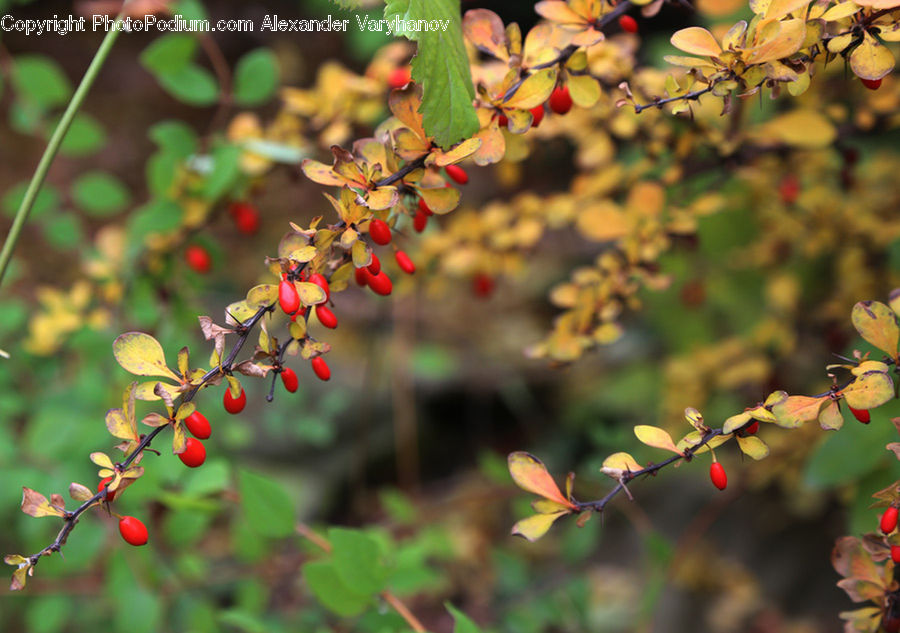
849,406,871,424
417,198,433,216
710,461,727,491
229,202,260,235
316,304,338,329
308,273,330,300
395,250,415,274
445,164,468,185
119,516,148,546
861,77,882,90
530,105,544,127
223,387,246,414
882,506,899,534
369,218,392,245
184,410,211,439
98,476,117,502
367,253,382,275
472,273,495,299
178,437,206,468
892,545,900,564
413,210,428,233
367,271,393,296
355,267,369,287
281,367,299,393
619,14,638,33
497,113,509,128
185,245,212,274
745,421,759,435
279,279,300,315
549,85,572,115
779,175,800,205
387,66,411,89
311,357,331,381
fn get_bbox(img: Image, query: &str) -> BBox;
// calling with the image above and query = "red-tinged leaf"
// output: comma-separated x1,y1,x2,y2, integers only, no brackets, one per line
20,487,65,518
5,555,31,591
832,536,882,585
508,452,577,509
837,578,886,602
511,510,569,542
634,425,683,455
771,394,826,428
852,301,900,359
112,332,179,380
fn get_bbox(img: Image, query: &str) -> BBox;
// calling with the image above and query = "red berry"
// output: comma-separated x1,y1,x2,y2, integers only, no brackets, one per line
369,218,392,245
882,507,898,534
417,198,433,216
367,271,393,296
119,516,148,546
445,164,469,185
710,462,727,491
316,304,338,329
185,245,212,274
861,77,882,90
850,406,871,424
778,175,800,205
279,279,300,315
472,273,495,299
308,273,331,300
311,356,331,381
619,14,638,33
178,437,206,468
548,85,573,115
355,267,369,287
395,250,415,274
530,105,544,127
388,66,411,89
745,421,759,435
184,410,211,439
281,367,299,393
229,202,260,235
413,210,429,233
98,476,117,502
497,113,509,128
892,545,900,564
367,253,382,275
223,387,246,414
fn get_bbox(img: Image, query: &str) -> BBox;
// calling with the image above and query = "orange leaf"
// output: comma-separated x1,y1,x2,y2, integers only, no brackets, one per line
508,452,576,509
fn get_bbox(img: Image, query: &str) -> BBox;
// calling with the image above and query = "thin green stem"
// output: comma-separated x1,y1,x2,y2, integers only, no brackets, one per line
0,14,125,287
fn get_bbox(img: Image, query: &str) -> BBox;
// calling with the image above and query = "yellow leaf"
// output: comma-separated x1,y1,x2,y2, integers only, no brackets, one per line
105,408,137,441
289,245,318,263
432,138,482,167
757,109,836,148
842,371,894,410
511,511,569,542
134,380,180,402
818,399,844,430
508,452,577,508
300,159,343,186
685,407,706,431
20,487,65,518
365,187,399,211
634,425,683,455
417,186,461,214
723,411,752,435
600,452,643,479
297,282,327,306
463,9,509,60
567,75,601,108
852,301,900,359
736,435,770,460
670,27,722,57
113,332,179,380
850,31,896,80
764,0,812,19
471,126,506,166
744,18,806,64
575,201,629,242
532,499,573,513
821,1,861,20
505,69,559,109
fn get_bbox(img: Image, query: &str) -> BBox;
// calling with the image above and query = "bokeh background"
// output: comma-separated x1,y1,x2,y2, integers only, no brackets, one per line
1,0,900,631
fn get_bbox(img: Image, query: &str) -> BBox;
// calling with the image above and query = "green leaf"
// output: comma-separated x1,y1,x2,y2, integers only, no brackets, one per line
146,151,182,196
233,48,279,106
446,603,482,633
71,170,131,216
149,120,198,157
156,64,219,106
140,34,198,75
328,528,387,595
204,144,242,199
384,0,478,148
237,469,295,537
57,113,106,156
128,199,183,245
2,182,60,219
302,561,372,616
12,54,72,108
804,413,896,488
174,0,208,22
42,212,85,250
